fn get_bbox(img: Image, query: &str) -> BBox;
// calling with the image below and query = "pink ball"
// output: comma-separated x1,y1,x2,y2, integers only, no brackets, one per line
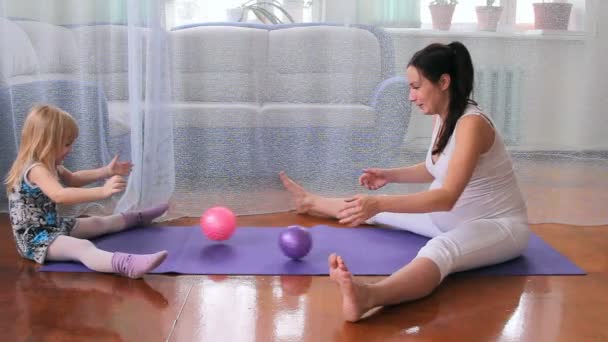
200,206,237,241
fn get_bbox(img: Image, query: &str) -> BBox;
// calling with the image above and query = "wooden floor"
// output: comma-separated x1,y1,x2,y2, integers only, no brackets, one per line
1,212,607,342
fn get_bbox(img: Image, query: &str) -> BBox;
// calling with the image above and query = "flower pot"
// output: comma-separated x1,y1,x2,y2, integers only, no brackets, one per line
533,2,573,30
429,4,456,31
476,6,503,32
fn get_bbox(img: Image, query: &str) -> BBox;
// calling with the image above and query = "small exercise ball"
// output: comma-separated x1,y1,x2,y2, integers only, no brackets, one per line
278,225,312,260
200,206,237,241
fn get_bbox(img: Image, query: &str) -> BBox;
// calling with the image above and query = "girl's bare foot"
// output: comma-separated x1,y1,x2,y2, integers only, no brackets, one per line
328,253,372,322
279,171,314,214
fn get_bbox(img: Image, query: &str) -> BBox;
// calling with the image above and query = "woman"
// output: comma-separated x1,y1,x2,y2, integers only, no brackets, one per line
280,41,530,322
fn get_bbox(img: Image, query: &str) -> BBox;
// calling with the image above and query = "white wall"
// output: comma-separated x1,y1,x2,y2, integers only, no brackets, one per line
393,3,608,151
579,0,608,150
323,1,607,151
394,35,596,150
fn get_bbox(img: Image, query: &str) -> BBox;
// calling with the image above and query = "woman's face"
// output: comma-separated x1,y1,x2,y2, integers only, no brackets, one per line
406,66,450,116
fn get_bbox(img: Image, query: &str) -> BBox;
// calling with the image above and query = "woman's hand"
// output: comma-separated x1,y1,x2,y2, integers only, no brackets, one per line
337,194,381,227
106,155,133,177
103,175,127,197
359,168,389,190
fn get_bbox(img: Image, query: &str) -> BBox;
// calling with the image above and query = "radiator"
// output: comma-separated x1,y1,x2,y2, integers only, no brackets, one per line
473,65,524,145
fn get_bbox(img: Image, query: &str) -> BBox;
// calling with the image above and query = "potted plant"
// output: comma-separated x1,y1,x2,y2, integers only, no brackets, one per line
429,0,457,31
227,0,295,24
533,0,573,30
476,0,503,32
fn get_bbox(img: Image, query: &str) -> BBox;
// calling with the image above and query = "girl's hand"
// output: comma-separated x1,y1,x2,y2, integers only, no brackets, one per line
106,155,133,177
337,194,380,227
359,168,389,190
103,175,127,197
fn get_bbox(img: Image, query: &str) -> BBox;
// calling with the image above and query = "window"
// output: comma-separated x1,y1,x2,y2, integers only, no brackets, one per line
167,1,590,33
167,0,243,28
418,0,587,32
420,0,480,25
166,0,313,29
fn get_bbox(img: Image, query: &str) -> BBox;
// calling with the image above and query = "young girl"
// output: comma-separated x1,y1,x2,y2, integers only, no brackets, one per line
5,104,169,279
280,42,530,321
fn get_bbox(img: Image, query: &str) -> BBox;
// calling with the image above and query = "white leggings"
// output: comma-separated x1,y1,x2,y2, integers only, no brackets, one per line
46,215,126,272
367,212,530,281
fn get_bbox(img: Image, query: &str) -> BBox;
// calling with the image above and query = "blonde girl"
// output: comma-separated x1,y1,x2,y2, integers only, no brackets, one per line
6,105,169,279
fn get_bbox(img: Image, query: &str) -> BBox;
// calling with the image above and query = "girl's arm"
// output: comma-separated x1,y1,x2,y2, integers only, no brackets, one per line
338,115,494,225
58,155,133,187
29,165,126,205
58,165,109,188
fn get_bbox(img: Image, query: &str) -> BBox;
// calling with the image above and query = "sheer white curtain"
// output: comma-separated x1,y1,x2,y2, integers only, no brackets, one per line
115,0,174,214
1,0,606,226
0,0,173,216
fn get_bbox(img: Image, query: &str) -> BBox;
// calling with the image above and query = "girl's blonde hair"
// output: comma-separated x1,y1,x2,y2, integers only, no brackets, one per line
5,105,79,191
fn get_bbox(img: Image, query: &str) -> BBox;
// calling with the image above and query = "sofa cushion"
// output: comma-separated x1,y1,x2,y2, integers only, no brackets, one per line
266,26,381,104
105,101,261,134
14,20,78,74
0,17,39,84
171,102,260,128
259,103,376,128
72,25,131,101
170,26,267,102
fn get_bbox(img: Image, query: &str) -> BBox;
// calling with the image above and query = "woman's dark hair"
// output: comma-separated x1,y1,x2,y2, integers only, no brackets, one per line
407,41,476,155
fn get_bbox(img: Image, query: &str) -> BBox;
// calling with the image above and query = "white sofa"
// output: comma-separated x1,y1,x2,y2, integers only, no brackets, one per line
169,23,411,181
0,19,411,187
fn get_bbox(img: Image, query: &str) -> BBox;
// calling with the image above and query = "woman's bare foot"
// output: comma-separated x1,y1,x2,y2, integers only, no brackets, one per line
328,253,372,322
279,171,314,214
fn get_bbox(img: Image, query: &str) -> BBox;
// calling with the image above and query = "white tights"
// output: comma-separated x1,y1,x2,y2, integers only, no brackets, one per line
368,212,530,280
46,215,126,272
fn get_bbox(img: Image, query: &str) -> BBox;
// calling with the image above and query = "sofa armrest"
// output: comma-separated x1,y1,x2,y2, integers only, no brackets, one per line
370,76,411,164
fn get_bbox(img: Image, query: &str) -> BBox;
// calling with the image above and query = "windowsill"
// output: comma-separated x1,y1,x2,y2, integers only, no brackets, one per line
384,27,588,41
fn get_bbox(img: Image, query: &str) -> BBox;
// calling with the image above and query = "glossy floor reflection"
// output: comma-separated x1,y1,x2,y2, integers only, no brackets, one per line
0,213,606,341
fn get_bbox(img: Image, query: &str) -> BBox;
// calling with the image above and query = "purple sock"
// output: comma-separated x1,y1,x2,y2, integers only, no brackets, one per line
121,203,169,228
111,251,168,279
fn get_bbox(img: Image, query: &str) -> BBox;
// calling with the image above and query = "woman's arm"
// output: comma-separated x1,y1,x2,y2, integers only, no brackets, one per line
339,115,494,225
362,116,438,188
383,115,492,211
29,165,125,205
386,115,437,184
383,162,434,184
359,162,433,191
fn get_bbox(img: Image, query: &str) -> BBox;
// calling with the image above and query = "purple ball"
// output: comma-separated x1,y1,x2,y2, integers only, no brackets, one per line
278,225,312,260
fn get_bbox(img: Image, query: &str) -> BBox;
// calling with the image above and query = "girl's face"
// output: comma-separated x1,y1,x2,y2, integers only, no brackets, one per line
56,139,74,165
406,66,450,116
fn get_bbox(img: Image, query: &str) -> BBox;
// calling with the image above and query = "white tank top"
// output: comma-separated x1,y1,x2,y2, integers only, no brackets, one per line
425,104,527,231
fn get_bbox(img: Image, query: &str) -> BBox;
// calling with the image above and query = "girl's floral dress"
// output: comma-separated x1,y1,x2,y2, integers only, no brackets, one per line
8,163,76,263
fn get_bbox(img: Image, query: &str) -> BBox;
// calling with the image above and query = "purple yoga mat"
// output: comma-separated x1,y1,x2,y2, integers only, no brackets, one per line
39,225,585,276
